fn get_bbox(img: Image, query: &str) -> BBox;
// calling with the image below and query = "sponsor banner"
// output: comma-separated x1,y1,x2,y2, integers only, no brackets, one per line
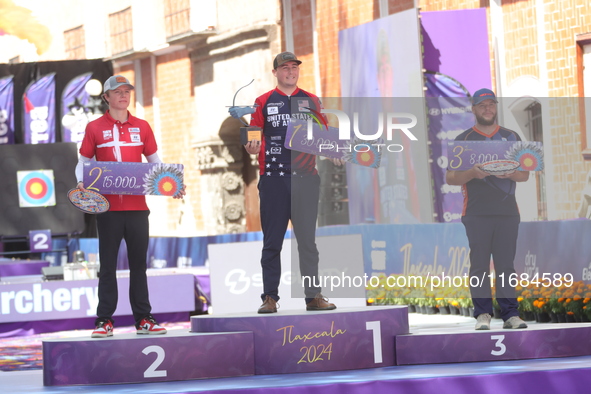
316,220,591,287
421,9,492,223
23,73,56,144
0,76,15,145
82,161,184,196
0,274,195,323
61,73,93,143
208,236,366,314
17,170,56,207
76,220,591,291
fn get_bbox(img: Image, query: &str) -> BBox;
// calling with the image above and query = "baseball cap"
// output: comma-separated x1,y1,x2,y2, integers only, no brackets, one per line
103,75,134,93
472,88,498,105
273,52,302,69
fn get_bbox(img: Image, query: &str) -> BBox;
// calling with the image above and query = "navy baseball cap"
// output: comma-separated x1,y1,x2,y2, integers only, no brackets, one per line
472,88,498,105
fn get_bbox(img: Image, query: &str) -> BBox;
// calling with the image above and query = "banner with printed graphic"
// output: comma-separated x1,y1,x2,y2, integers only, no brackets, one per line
61,73,94,143
338,9,432,225
0,76,15,145
17,169,56,207
421,9,492,222
23,73,56,144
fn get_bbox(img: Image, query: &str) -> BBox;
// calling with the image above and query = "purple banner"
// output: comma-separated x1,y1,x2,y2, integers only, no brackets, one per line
447,141,544,171
0,274,195,324
422,9,491,223
421,9,492,96
23,73,56,144
83,162,184,196
61,73,93,143
0,259,49,277
0,76,15,145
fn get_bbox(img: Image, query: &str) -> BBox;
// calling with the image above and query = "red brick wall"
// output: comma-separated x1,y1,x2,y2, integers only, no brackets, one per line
155,49,203,230
502,0,539,84
116,51,203,231
543,0,591,218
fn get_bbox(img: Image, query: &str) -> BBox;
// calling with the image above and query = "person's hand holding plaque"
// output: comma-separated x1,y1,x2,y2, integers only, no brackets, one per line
228,106,262,145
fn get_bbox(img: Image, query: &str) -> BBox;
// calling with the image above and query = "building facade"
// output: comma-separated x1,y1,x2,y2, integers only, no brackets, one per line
1,0,590,235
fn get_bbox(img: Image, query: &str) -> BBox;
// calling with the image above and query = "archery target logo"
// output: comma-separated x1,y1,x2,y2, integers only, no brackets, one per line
17,170,56,207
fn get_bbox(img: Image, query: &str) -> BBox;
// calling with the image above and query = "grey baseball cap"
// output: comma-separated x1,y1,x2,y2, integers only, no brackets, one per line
103,75,134,93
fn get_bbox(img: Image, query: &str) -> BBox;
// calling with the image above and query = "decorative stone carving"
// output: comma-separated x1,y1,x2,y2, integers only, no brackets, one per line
221,172,241,191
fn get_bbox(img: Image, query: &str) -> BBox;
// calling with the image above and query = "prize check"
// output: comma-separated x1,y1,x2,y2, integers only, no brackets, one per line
447,141,544,172
83,162,184,196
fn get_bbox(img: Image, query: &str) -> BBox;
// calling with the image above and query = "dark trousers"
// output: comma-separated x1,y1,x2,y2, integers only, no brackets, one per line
96,210,152,324
258,175,321,302
461,215,520,321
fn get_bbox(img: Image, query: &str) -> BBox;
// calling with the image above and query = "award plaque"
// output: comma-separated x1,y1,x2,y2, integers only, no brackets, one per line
240,126,261,145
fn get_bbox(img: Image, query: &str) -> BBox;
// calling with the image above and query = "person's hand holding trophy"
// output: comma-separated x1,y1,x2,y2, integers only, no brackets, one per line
228,80,261,146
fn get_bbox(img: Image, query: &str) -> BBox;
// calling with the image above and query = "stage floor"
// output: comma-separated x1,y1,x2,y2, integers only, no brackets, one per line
2,314,591,393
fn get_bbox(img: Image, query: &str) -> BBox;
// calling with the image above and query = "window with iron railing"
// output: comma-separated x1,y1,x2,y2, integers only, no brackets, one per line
109,7,133,55
164,0,191,38
64,25,86,60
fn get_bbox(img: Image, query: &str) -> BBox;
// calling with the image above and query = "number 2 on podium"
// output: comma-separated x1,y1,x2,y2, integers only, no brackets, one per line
366,321,383,363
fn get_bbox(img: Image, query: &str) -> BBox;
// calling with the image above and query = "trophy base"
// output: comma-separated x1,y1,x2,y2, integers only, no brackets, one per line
240,127,261,145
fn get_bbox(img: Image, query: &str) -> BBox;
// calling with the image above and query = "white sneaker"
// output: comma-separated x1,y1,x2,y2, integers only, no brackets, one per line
475,313,492,330
503,316,528,329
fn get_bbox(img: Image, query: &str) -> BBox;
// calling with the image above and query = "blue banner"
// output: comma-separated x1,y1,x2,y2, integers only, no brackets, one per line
75,220,591,286
23,73,56,144
61,73,93,143
0,76,15,145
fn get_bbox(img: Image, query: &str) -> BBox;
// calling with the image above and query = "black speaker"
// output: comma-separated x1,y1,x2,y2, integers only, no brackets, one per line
317,159,349,226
